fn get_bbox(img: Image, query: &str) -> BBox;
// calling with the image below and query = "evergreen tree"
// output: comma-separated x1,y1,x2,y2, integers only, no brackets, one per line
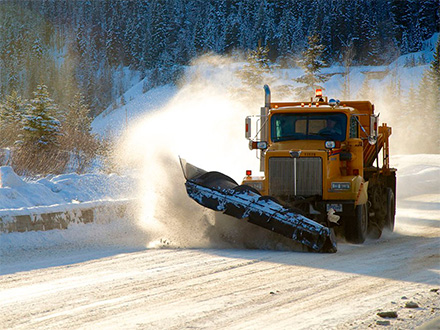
295,34,329,99
146,0,170,69
224,13,240,53
0,91,27,147
341,41,355,99
18,84,62,149
424,37,440,151
237,44,273,91
418,0,440,40
358,77,375,101
388,0,412,50
427,36,440,93
0,91,26,128
407,82,418,117
60,93,97,173
64,93,93,136
415,70,439,153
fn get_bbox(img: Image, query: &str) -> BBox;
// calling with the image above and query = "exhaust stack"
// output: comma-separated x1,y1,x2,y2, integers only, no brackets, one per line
264,84,271,108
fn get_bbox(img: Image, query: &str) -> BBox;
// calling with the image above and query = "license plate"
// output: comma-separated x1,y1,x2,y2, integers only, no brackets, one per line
326,204,343,212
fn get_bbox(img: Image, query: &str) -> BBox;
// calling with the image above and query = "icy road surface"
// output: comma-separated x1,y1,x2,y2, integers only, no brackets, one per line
1,216,439,329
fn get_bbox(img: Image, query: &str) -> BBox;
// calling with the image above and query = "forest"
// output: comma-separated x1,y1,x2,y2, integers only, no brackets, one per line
1,0,438,114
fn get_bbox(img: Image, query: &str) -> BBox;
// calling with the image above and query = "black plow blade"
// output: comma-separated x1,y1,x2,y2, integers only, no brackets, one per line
179,158,337,253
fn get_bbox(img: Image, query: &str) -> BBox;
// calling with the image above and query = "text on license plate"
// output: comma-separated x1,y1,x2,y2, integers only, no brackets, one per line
326,204,343,212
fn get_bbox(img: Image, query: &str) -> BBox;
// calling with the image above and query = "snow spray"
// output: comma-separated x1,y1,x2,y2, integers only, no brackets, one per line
116,55,302,250
116,53,439,250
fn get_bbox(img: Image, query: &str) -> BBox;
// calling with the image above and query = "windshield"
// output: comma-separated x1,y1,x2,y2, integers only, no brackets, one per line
271,113,347,142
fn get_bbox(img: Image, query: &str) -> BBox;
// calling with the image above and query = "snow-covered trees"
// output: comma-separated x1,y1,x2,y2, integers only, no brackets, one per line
1,0,438,116
238,44,273,91
295,34,329,98
427,37,440,93
0,86,99,175
0,92,27,147
341,41,355,99
18,84,62,149
12,84,63,174
420,37,440,151
59,93,98,173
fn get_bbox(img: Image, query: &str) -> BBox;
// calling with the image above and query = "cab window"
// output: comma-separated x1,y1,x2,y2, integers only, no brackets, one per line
271,113,347,142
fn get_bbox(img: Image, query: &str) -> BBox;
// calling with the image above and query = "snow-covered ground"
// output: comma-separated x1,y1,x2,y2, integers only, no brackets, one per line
0,166,134,210
1,35,439,329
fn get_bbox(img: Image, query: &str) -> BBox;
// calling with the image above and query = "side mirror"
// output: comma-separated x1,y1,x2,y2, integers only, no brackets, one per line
369,115,378,145
245,117,251,140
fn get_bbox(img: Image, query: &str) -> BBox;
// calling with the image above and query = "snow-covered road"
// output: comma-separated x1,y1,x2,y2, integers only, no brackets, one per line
1,213,439,329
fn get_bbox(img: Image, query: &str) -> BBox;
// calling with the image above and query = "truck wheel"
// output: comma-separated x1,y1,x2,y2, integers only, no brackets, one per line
385,188,395,232
345,203,368,244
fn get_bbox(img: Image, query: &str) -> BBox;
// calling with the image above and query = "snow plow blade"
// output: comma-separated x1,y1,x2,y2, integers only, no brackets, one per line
180,158,337,253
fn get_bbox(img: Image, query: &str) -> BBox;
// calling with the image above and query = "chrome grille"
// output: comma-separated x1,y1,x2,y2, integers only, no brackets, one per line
268,157,322,196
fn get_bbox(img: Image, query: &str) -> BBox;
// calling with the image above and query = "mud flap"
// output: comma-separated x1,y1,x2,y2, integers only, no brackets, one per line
180,158,337,253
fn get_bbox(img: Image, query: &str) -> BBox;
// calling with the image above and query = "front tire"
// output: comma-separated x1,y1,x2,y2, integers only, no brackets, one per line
345,203,368,244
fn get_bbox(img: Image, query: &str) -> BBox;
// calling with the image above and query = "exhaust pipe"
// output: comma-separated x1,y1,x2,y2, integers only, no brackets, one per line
264,84,271,108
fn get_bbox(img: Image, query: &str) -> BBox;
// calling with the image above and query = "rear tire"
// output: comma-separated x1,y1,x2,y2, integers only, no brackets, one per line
345,203,368,244
385,188,396,232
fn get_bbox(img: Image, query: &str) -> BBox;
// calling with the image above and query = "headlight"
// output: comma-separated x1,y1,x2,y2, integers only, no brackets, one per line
331,182,351,190
256,141,267,149
250,141,268,150
325,141,336,149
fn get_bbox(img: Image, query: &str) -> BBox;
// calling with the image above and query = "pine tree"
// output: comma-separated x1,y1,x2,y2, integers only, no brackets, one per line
358,77,375,101
18,84,62,149
64,93,93,136
341,41,355,100
427,36,440,93
146,0,170,69
423,37,440,152
407,82,418,117
0,91,26,128
0,91,27,147
388,0,412,51
237,43,273,91
415,70,439,153
60,93,97,173
418,0,440,40
295,34,329,99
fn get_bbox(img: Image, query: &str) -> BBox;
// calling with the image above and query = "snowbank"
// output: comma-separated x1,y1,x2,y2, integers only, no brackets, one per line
0,166,136,232
391,154,440,200
0,166,134,210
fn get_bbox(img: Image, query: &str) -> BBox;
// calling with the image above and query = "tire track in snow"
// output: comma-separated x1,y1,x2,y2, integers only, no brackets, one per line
1,223,438,330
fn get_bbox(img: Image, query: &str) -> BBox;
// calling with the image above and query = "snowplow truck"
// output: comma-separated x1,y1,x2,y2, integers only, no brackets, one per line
243,86,396,244
181,85,396,253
